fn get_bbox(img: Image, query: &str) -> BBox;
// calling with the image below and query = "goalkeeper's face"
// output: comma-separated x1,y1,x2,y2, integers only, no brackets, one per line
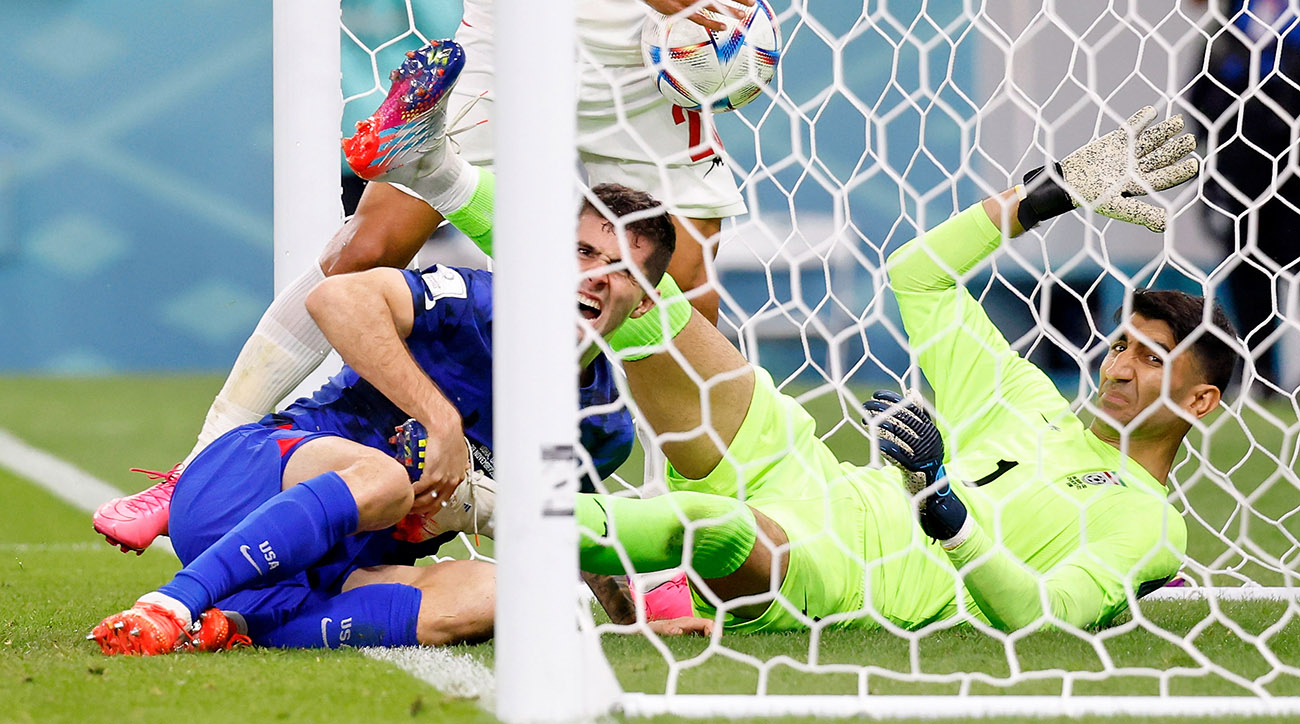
1093,314,1221,440
575,211,657,342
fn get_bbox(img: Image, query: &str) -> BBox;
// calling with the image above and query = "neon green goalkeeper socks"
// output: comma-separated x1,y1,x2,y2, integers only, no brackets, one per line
576,491,756,579
605,274,694,360
444,168,494,256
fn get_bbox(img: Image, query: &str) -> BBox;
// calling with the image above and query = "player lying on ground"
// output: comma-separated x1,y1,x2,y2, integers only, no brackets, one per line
89,173,709,654
96,0,756,554
574,106,1238,632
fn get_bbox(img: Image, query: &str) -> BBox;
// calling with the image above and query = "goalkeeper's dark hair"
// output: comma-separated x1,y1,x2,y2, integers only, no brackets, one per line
581,183,676,285
1115,288,1240,392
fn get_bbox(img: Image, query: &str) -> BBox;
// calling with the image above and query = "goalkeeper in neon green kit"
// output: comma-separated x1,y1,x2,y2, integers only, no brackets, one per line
578,106,1239,632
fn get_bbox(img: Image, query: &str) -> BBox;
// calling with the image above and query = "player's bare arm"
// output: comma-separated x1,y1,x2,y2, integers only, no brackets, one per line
306,268,469,511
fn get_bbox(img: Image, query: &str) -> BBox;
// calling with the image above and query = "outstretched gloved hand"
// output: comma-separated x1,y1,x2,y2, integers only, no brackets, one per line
1017,106,1200,233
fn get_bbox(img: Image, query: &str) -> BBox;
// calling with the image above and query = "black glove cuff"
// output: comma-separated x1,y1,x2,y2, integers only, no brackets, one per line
919,483,968,541
1018,163,1072,230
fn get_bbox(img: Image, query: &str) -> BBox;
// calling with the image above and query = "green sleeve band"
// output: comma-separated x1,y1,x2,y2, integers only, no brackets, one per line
605,274,693,361
444,168,494,257
886,203,1002,293
576,491,756,579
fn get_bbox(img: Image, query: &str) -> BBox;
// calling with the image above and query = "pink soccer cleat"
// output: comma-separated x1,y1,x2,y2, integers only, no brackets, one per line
633,572,695,621
93,465,181,554
342,39,465,181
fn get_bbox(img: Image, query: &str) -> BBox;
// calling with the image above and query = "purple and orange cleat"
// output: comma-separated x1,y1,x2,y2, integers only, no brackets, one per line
343,39,465,181
93,465,182,554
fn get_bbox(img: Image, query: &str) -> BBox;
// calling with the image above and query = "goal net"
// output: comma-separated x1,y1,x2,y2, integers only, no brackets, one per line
322,0,1300,719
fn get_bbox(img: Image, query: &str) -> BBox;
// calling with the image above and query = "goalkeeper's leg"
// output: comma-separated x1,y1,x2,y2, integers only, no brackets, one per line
577,492,789,619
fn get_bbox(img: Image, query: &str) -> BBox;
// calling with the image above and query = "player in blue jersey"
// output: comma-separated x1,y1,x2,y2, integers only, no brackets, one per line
96,2,759,555
88,176,699,655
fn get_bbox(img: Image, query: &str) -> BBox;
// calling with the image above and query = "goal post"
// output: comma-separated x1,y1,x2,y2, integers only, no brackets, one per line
271,0,342,294
491,0,596,722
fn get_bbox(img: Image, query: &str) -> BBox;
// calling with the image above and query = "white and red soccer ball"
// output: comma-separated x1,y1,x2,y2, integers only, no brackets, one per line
642,0,782,113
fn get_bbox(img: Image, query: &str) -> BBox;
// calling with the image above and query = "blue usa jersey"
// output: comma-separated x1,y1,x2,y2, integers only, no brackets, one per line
268,265,633,487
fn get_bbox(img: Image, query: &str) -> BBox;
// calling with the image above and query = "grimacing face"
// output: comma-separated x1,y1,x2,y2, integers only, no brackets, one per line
575,211,656,342
1091,313,1220,441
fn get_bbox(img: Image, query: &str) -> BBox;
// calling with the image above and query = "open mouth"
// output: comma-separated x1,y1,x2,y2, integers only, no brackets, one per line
578,293,601,321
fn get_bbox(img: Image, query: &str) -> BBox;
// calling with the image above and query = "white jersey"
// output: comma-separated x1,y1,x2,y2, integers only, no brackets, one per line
461,0,648,66
425,0,747,218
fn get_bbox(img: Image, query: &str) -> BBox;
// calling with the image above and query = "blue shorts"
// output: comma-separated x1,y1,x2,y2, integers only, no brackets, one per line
171,423,432,637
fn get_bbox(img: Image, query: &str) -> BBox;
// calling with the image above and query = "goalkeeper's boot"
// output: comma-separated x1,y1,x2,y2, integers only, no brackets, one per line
92,465,182,554
633,571,693,621
89,602,194,656
343,39,465,181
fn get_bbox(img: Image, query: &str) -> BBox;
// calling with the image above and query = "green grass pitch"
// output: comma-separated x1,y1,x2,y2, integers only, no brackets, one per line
0,375,1296,723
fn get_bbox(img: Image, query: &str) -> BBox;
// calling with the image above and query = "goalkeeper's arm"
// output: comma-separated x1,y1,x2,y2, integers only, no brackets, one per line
869,389,1136,631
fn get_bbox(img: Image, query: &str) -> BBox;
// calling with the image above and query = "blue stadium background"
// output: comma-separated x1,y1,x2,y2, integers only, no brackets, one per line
0,0,975,375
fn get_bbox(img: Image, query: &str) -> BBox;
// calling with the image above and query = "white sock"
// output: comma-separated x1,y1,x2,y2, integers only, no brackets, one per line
408,152,479,214
137,591,195,627
183,264,330,465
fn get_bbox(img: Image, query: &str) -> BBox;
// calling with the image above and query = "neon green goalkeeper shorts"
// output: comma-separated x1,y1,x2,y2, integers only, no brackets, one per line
665,367,885,632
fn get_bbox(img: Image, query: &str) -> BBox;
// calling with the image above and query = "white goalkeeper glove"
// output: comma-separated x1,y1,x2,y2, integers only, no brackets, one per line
1017,105,1199,233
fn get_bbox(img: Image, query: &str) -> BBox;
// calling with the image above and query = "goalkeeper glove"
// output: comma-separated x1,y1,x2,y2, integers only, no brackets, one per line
1017,105,1199,233
863,390,969,545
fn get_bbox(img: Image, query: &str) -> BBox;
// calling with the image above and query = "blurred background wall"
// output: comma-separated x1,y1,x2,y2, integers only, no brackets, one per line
0,1,1253,392
0,3,276,373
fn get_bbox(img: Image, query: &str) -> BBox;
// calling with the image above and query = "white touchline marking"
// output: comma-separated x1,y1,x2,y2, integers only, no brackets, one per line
0,427,174,556
0,426,497,699
360,646,496,705
0,542,116,552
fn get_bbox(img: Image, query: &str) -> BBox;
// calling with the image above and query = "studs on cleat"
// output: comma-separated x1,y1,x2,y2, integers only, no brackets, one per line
129,628,141,636
113,621,125,630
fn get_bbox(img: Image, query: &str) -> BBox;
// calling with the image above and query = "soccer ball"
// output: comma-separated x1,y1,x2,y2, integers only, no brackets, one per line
641,0,782,113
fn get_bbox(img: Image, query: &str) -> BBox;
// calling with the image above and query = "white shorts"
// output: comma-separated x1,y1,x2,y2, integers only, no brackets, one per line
437,21,747,220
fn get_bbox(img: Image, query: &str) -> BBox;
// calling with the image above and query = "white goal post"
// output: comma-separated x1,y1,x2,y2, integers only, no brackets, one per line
272,0,1300,720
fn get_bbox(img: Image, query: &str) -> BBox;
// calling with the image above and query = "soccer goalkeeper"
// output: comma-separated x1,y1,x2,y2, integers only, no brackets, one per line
578,106,1239,631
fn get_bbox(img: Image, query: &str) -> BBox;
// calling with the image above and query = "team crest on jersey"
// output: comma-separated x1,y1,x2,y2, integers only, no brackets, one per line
421,265,469,309
1064,471,1126,490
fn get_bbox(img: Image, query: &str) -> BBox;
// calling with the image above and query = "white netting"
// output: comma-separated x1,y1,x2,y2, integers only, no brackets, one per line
337,0,1300,717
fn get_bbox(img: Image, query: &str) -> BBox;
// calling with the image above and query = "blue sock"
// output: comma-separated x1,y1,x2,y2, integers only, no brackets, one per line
256,583,422,648
158,472,359,620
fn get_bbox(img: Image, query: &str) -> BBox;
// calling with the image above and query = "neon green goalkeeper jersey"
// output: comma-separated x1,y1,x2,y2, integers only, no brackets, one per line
874,203,1187,631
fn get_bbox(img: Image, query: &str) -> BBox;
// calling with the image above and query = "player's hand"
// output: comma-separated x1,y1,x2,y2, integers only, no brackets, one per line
644,0,756,32
1018,106,1199,233
863,390,969,545
863,389,943,486
646,616,714,637
391,418,470,516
